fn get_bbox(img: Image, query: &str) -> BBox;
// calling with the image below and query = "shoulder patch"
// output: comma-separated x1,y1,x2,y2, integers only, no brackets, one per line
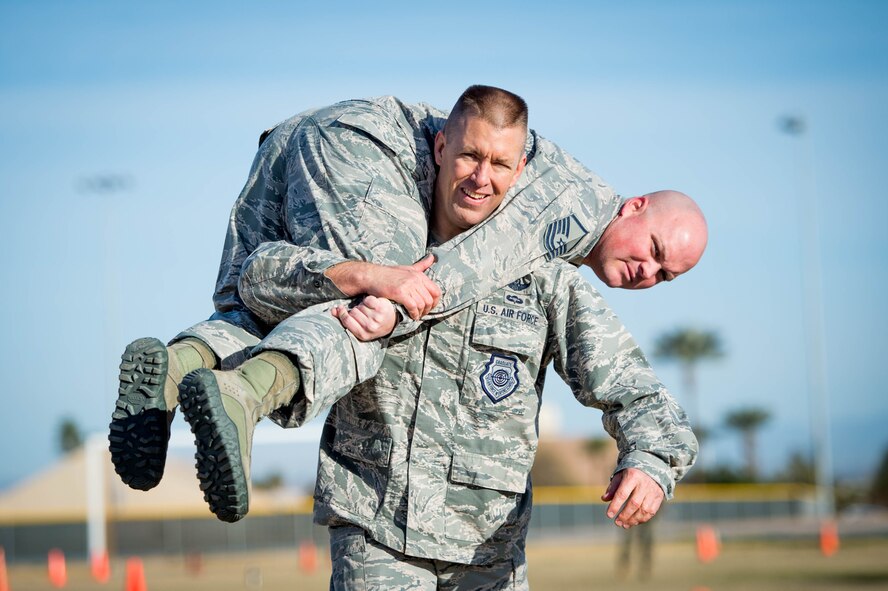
507,275,532,292
480,354,520,403
543,214,589,260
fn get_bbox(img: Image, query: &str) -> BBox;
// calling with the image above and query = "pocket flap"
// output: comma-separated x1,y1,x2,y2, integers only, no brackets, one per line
449,451,531,494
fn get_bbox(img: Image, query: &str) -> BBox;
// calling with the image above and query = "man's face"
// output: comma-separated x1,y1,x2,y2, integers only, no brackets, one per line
432,116,527,241
584,197,704,289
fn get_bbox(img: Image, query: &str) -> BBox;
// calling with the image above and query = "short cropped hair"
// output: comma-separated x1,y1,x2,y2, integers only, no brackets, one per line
446,85,528,132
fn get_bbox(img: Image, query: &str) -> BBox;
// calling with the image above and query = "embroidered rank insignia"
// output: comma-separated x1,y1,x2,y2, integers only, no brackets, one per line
507,275,532,292
480,354,520,403
543,214,588,260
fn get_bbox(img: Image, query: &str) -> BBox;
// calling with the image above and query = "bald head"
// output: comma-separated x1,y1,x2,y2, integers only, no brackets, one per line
583,190,707,289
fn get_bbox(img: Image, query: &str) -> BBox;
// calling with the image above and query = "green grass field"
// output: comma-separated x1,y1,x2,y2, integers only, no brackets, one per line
4,537,887,590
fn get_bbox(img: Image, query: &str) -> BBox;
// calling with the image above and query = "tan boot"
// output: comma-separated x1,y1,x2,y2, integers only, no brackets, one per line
109,337,214,490
177,352,299,522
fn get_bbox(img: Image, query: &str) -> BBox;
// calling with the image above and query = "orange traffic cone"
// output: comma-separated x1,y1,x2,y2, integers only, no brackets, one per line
125,558,147,591
695,525,720,563
48,549,67,588
298,541,318,574
91,550,111,583
820,520,839,557
0,547,9,591
184,552,203,576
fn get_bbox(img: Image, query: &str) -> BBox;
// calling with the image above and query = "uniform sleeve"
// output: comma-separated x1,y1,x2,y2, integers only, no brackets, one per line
545,266,698,498
237,98,432,332
238,240,428,337
237,241,349,325
210,120,294,336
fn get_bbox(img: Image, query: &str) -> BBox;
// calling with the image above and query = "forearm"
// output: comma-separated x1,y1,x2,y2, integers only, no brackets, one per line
323,260,380,297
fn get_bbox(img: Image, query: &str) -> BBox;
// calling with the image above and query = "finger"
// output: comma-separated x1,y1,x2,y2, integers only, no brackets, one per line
339,313,370,341
348,306,375,330
601,472,622,502
422,281,442,313
426,279,442,299
335,308,356,332
417,291,434,317
423,280,442,312
357,304,384,326
362,295,380,310
635,485,664,522
606,480,633,520
411,254,436,273
647,494,664,518
404,297,421,320
615,493,646,528
628,498,661,527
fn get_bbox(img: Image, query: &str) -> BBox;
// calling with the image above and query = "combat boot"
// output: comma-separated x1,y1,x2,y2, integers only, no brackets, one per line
177,352,299,522
109,337,215,490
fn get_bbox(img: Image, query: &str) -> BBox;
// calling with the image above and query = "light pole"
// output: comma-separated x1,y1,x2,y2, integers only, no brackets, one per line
779,115,836,520
77,173,133,564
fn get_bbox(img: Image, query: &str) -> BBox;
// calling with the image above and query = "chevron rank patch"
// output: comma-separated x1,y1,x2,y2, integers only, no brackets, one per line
480,353,520,403
543,214,588,260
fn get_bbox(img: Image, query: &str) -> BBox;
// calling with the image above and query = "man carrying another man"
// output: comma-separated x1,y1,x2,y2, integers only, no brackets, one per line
110,85,707,589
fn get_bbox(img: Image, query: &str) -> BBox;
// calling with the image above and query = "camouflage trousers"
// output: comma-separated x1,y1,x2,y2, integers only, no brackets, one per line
329,526,528,591
173,318,262,370
174,300,386,428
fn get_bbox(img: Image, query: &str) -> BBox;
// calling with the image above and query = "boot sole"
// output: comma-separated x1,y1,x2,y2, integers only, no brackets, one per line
108,337,171,491
178,369,249,522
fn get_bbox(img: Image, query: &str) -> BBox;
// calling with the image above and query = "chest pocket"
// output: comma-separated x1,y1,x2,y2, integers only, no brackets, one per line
460,298,547,416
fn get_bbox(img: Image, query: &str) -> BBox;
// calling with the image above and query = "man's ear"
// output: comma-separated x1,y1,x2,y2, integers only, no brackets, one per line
509,154,528,188
434,131,446,166
619,196,649,217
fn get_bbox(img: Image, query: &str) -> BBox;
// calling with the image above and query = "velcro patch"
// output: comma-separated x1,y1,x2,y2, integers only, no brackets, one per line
507,275,532,292
480,354,520,403
543,214,588,260
479,303,541,328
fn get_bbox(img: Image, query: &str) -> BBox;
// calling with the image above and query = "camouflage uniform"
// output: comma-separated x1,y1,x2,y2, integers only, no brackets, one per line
172,96,622,379
246,260,695,581
330,525,527,590
166,97,691,586
171,96,441,366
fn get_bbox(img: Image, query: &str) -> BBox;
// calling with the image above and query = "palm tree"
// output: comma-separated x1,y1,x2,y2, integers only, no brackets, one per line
653,328,724,431
724,407,771,480
58,417,83,453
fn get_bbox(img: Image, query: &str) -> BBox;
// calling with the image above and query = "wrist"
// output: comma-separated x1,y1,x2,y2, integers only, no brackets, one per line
325,261,369,296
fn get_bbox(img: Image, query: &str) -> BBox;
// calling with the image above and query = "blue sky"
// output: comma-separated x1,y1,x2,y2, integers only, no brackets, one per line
1,0,886,490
